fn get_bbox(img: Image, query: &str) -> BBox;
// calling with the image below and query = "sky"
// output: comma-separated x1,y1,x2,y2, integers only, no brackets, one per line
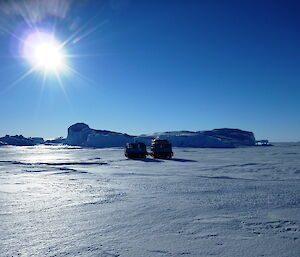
0,0,299,141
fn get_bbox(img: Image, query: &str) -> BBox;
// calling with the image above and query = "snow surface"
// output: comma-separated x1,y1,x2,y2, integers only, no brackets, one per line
1,143,300,257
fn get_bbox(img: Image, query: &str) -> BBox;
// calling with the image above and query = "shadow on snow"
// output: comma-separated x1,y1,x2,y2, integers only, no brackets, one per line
127,158,197,163
127,158,163,163
168,158,197,162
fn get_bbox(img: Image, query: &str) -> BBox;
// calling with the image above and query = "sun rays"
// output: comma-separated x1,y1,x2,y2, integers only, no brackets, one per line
22,30,66,73
2,27,72,97
0,22,106,105
0,0,106,99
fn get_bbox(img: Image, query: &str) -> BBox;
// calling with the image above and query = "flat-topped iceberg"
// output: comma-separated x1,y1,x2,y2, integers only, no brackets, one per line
201,128,256,146
136,131,234,148
66,123,255,148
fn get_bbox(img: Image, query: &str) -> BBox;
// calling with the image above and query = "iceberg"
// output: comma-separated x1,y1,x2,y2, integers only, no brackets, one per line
0,124,256,148
29,137,45,144
66,123,133,147
201,128,256,146
0,141,8,146
0,135,35,146
44,137,65,145
135,131,234,148
66,123,256,148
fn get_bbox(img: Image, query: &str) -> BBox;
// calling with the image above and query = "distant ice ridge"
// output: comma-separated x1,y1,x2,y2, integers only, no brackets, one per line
0,123,255,148
0,135,66,146
0,135,35,146
66,123,255,148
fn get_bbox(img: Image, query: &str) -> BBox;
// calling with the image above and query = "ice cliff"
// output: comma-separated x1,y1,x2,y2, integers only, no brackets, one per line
201,128,256,146
66,123,133,147
66,123,255,148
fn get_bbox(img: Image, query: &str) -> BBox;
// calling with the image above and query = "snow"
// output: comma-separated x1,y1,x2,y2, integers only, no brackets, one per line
0,143,300,256
66,123,255,148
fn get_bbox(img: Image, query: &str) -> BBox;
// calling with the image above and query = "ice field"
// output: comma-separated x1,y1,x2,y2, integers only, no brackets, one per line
1,144,300,257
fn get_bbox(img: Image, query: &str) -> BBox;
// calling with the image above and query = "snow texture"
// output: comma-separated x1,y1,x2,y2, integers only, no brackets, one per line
66,123,255,148
0,143,299,257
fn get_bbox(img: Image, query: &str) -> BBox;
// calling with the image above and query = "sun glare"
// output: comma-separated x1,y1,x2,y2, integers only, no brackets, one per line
33,42,64,70
22,31,66,73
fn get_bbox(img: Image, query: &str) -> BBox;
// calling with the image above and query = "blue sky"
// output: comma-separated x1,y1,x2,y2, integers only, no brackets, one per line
0,0,299,141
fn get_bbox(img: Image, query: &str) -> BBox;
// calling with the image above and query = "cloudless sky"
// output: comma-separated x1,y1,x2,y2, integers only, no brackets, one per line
0,0,299,141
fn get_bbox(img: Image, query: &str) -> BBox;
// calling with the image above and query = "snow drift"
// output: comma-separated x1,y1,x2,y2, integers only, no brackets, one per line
66,123,255,148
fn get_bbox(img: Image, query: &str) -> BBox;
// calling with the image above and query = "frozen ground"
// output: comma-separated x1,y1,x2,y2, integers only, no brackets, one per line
1,143,300,257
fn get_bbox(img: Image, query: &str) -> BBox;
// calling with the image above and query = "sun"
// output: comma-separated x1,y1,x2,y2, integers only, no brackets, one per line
22,31,66,73
33,42,64,71
9,21,99,93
